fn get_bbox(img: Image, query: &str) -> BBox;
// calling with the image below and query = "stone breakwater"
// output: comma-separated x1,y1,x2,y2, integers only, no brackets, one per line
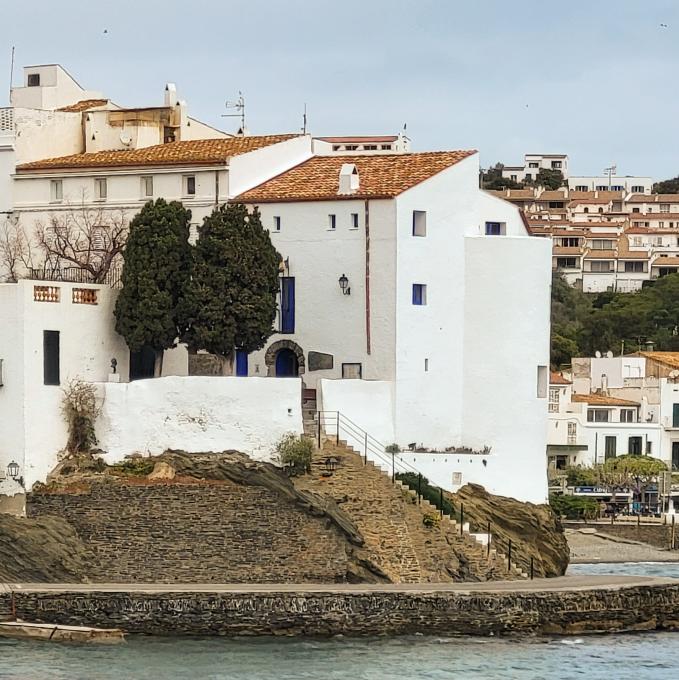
2,578,679,637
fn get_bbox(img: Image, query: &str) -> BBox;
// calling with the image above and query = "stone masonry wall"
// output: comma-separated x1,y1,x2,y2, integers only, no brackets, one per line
563,521,677,550
27,481,356,583
3,582,679,636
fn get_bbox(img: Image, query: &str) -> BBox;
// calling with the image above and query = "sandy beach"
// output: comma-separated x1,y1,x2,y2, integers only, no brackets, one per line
567,528,679,563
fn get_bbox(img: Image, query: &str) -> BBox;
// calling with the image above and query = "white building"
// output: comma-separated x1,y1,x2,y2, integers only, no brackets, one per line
235,150,552,503
568,175,652,194
548,353,679,472
501,153,569,183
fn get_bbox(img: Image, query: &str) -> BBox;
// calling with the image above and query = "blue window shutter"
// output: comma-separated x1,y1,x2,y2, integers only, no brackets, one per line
412,284,425,305
235,350,248,376
281,277,295,333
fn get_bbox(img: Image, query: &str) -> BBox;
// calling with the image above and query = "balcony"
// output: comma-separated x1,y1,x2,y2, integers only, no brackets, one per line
24,266,122,289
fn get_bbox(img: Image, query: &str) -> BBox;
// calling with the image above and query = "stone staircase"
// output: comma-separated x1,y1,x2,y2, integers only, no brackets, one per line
301,391,318,439
295,435,526,582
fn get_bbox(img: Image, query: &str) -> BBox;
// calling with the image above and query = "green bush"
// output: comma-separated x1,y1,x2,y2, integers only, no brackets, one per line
549,494,599,520
385,443,400,454
565,465,599,487
396,472,454,516
111,458,156,477
276,433,313,476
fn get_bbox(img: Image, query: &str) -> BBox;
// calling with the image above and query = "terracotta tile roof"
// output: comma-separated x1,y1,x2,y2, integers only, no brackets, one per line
570,198,613,205
316,135,398,143
639,352,679,370
16,134,300,171
553,246,584,255
550,371,571,385
617,237,649,259
572,393,639,406
234,151,477,203
630,213,679,220
584,249,617,259
651,257,679,266
571,222,624,229
537,191,569,200
57,98,110,112
628,194,679,203
587,232,620,239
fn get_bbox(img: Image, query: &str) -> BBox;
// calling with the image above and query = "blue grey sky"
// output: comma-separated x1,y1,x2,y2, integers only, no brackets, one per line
1,0,677,178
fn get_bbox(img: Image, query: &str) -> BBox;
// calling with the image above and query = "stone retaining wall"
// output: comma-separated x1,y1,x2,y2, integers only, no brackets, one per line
27,481,356,583
2,583,679,636
564,521,677,550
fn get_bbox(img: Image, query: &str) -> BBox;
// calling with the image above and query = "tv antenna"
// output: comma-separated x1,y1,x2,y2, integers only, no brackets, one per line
222,92,246,132
301,103,308,134
603,164,617,189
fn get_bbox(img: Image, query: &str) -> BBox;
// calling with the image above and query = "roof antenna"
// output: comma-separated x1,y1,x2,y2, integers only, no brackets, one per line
302,103,308,134
8,46,15,101
222,92,246,134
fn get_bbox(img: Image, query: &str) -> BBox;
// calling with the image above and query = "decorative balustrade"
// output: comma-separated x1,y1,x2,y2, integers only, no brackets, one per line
72,288,98,305
33,285,60,303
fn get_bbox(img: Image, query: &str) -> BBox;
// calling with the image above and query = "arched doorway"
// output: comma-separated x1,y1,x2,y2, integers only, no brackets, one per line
265,340,305,377
275,348,299,377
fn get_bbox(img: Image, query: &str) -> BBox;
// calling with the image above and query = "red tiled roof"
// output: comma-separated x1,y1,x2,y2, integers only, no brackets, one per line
550,371,571,385
234,151,477,202
16,135,300,171
572,394,639,406
57,98,109,112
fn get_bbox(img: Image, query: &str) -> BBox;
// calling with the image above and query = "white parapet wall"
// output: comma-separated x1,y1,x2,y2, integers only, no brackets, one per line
96,376,304,463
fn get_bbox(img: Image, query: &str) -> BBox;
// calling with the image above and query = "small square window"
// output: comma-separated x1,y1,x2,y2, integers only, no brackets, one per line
412,283,427,305
342,363,362,379
141,176,153,198
50,179,63,203
485,221,505,235
413,210,427,237
94,177,107,201
328,214,336,230
27,73,40,87
351,213,359,229
273,216,281,232
184,175,196,196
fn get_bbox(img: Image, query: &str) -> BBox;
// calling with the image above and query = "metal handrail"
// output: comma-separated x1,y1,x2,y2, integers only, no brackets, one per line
314,409,533,579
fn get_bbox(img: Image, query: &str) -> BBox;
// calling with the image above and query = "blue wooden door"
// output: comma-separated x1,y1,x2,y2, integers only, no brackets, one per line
235,350,248,377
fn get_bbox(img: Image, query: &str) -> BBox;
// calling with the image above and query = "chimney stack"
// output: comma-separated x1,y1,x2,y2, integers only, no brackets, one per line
339,163,359,195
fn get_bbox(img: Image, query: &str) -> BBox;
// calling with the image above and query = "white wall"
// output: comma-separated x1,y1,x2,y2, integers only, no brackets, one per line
228,136,313,197
318,378,395,449
462,235,552,504
247,197,397,386
96,376,303,463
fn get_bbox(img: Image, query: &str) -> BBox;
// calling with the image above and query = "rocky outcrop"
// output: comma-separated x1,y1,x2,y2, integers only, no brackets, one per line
0,514,91,582
21,451,387,584
451,484,569,577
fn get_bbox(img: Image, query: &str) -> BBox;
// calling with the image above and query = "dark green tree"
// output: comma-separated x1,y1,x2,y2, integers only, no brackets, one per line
480,163,523,191
550,273,591,367
114,199,192,375
653,176,679,194
181,203,280,371
527,168,565,190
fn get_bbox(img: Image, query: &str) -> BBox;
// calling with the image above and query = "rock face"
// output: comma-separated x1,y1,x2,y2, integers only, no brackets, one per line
21,451,386,584
451,484,570,577
0,514,91,582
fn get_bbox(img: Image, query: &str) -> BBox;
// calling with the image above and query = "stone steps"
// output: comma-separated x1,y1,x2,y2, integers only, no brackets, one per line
334,440,527,580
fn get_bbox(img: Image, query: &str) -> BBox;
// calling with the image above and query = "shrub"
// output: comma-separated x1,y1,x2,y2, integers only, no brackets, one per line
111,458,156,477
385,443,400,454
276,433,313,476
396,472,454,516
549,494,599,520
423,512,440,528
62,379,101,454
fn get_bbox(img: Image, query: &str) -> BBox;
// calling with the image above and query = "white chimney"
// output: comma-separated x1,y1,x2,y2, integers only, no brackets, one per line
601,373,608,395
164,83,178,107
339,163,359,195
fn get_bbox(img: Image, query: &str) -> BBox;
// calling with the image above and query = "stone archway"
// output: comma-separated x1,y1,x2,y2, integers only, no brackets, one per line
265,340,305,377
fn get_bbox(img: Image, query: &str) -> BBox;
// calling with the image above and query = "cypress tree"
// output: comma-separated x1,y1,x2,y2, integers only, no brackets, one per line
181,203,280,370
114,199,192,374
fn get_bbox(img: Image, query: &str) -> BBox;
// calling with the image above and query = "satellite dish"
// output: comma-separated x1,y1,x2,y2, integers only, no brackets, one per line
120,132,132,146
595,351,602,358
606,351,614,358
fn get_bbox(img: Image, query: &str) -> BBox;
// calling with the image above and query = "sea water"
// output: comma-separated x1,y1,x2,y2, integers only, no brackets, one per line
1,562,678,680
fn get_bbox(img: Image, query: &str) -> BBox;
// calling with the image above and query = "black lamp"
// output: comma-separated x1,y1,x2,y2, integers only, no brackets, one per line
324,456,339,473
338,274,350,296
7,461,19,479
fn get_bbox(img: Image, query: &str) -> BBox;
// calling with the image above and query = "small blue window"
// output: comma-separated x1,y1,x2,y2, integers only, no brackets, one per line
235,350,248,376
485,221,503,235
412,284,427,305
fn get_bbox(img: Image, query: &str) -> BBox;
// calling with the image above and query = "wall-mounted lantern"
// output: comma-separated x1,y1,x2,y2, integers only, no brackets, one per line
338,274,351,296
7,461,20,479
